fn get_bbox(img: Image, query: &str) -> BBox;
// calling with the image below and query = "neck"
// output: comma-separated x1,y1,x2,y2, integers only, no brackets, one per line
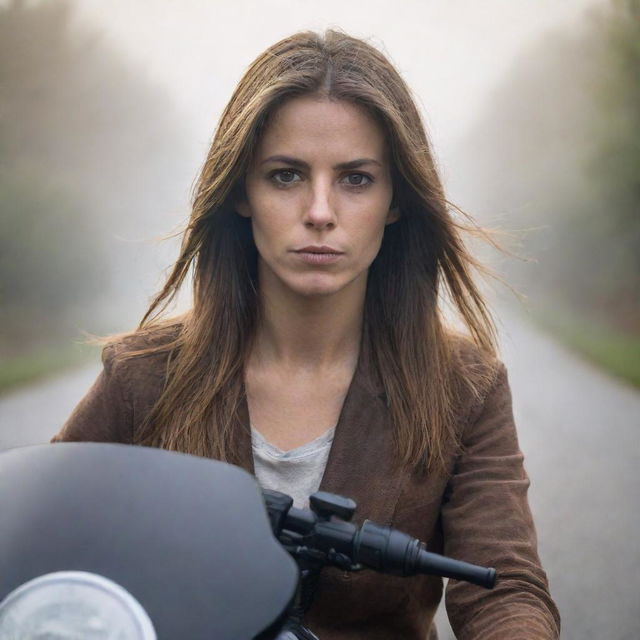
250,273,366,372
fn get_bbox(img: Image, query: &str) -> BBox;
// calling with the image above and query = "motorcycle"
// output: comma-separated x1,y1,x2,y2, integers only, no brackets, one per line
0,442,495,639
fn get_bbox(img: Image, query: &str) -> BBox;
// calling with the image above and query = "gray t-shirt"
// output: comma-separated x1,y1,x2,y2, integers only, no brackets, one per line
251,426,336,508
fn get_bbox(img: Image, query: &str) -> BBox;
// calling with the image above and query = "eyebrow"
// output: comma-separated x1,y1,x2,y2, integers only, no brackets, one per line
260,155,383,171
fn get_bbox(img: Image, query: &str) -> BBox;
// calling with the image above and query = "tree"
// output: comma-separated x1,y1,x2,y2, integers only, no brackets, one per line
454,0,640,332
0,0,193,353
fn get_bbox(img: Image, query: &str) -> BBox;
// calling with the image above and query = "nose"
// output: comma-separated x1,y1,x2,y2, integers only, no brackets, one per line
303,180,337,230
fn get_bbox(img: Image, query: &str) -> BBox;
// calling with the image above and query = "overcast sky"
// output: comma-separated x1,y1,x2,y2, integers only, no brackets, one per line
72,0,603,167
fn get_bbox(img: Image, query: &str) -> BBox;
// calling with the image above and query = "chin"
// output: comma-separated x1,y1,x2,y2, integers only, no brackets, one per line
288,274,351,299
292,284,344,299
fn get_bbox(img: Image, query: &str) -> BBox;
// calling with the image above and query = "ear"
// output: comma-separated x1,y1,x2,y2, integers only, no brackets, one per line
234,197,252,219
385,205,400,225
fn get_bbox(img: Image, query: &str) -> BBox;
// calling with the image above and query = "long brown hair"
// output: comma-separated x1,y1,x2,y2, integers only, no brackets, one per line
125,30,497,471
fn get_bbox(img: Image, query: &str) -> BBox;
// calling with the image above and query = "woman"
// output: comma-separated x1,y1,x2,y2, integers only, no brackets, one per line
53,30,560,639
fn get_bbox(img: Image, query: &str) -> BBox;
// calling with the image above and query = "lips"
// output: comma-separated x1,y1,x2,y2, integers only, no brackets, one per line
294,245,343,254
293,245,344,265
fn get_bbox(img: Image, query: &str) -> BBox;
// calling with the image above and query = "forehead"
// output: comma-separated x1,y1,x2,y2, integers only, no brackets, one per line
253,95,387,163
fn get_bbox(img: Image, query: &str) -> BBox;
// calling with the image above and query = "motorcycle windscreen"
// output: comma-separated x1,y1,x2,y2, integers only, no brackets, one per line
0,443,298,639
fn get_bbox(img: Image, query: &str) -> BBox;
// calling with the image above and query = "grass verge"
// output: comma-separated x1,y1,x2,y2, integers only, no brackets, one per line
530,304,640,388
0,342,100,395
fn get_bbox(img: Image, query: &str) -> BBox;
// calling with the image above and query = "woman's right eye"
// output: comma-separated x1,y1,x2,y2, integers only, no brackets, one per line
271,169,301,186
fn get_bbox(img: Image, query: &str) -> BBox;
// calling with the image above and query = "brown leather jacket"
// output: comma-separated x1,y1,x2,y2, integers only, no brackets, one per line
52,333,560,639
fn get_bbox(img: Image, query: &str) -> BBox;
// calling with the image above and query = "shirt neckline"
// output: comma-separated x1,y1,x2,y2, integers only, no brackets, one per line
251,425,336,459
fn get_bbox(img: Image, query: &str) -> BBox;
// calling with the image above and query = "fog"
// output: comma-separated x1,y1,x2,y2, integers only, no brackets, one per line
73,0,603,170
70,0,613,318
2,0,611,350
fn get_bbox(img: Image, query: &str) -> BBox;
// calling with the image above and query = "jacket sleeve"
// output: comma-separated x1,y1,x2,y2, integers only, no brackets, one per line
51,344,134,444
442,363,560,639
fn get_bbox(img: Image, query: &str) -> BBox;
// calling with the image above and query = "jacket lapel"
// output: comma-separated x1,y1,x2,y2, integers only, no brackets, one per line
318,346,405,526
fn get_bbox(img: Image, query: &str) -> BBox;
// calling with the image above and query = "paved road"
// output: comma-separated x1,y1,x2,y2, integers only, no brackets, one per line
0,363,101,450
1,312,639,638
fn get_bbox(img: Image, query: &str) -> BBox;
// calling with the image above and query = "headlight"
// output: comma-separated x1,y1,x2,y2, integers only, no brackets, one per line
0,571,156,639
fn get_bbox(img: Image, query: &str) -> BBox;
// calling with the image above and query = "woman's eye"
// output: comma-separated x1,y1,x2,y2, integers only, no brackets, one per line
271,169,300,185
342,173,372,187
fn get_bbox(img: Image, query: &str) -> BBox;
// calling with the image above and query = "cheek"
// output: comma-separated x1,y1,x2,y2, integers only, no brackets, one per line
248,186,297,229
251,217,279,258
248,201,295,262
357,212,390,257
246,193,279,236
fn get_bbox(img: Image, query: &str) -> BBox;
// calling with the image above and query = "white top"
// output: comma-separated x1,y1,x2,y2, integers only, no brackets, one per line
251,426,336,508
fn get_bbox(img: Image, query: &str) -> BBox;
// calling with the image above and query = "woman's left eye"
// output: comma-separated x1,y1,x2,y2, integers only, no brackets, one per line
342,173,372,187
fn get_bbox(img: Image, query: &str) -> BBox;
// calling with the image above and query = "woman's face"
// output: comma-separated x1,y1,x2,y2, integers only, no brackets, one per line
237,95,397,301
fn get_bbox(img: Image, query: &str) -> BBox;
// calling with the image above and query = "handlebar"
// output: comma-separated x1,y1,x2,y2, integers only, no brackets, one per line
263,489,496,590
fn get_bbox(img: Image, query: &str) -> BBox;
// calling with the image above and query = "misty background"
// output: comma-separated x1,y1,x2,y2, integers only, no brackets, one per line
2,0,638,388
1,0,639,638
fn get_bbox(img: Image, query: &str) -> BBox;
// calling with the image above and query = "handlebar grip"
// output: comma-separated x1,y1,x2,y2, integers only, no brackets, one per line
416,550,496,589
355,521,496,588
